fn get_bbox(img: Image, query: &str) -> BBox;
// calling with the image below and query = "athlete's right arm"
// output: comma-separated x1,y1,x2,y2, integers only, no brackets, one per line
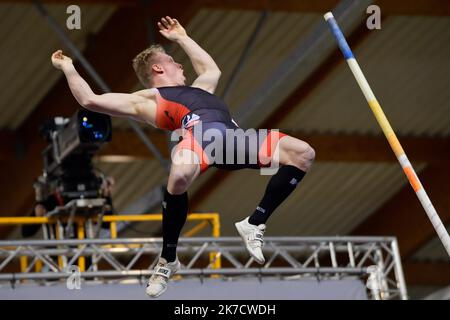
51,50,156,124
158,17,221,94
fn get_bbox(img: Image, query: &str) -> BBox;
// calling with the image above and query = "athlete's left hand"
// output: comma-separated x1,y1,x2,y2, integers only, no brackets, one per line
158,16,187,41
51,50,73,70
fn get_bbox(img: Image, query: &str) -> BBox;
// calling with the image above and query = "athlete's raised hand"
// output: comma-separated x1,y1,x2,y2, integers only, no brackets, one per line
158,16,187,41
51,50,73,70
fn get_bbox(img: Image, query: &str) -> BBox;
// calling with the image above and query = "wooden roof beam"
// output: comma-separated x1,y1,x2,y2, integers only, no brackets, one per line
100,129,450,164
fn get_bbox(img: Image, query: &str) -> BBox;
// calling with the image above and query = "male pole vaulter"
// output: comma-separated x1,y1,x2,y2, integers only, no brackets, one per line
52,16,315,297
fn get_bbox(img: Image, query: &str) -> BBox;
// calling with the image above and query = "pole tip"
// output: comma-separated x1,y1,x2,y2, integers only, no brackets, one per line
324,12,334,21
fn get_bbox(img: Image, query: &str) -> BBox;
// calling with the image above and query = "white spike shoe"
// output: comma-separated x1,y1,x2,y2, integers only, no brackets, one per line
235,217,266,265
146,257,180,298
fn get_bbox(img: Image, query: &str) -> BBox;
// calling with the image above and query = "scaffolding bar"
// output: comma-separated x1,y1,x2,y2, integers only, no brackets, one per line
0,236,407,300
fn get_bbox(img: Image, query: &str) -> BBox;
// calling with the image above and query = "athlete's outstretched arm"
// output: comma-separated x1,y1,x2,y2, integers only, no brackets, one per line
158,16,221,93
51,50,156,124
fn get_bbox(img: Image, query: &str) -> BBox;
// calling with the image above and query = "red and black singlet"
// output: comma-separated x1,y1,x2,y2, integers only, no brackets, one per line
155,86,235,130
153,85,286,173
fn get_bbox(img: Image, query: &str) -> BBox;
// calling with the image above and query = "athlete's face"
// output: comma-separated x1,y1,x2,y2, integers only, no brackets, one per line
154,53,186,85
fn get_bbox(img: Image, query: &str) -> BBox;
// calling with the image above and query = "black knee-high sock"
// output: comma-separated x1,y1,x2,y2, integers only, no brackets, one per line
249,165,306,226
161,189,188,262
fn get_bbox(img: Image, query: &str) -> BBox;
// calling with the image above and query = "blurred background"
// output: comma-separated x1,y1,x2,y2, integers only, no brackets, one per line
0,0,449,299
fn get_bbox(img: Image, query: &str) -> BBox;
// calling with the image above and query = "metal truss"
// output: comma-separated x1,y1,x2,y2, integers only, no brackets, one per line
0,236,407,300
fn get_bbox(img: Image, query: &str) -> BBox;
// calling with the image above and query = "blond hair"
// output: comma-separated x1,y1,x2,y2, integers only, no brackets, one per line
132,44,166,88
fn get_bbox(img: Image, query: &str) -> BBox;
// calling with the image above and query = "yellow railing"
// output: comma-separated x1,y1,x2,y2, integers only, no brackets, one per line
0,213,221,273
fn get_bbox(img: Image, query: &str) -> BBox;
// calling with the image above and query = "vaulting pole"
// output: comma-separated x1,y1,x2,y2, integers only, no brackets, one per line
324,12,450,257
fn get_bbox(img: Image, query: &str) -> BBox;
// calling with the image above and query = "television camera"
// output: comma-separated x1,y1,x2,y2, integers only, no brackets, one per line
34,110,112,231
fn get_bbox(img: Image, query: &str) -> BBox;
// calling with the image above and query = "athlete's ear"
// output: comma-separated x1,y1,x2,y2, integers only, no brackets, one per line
152,64,164,74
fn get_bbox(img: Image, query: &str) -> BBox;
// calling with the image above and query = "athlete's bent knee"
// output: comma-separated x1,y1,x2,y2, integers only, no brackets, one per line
170,170,191,194
292,143,315,171
302,144,315,165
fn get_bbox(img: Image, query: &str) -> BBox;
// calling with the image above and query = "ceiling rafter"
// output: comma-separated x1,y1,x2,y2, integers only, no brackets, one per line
97,129,450,164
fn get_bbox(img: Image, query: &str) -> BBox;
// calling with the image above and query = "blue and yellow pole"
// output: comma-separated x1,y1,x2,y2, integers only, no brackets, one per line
324,12,450,257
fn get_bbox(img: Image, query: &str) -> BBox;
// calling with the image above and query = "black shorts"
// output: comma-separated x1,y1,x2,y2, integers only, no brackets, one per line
173,121,287,173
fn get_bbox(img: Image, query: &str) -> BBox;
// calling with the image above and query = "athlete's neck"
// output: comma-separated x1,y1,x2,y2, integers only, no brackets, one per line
152,78,182,88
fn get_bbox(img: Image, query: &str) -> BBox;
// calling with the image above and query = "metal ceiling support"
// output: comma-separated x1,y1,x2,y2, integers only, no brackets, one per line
221,10,269,102
0,236,408,300
34,1,169,172
233,0,373,128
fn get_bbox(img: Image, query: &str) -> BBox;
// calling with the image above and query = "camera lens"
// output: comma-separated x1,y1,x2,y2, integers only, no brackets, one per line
78,111,111,142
